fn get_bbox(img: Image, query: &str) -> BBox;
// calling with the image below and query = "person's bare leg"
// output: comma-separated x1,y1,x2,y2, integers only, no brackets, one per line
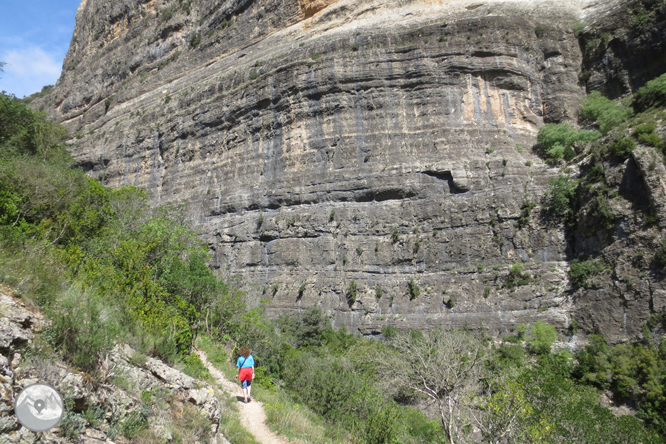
247,384,252,401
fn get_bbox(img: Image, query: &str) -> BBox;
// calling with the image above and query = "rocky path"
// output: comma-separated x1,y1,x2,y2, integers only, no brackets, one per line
196,350,289,444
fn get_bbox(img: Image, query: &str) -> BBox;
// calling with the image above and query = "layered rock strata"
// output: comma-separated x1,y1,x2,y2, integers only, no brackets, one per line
36,0,665,341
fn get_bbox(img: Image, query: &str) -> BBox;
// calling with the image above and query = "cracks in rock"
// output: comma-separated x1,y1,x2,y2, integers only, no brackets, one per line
421,171,468,194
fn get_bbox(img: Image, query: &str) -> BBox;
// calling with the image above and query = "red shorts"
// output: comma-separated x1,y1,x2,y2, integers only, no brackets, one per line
239,367,252,381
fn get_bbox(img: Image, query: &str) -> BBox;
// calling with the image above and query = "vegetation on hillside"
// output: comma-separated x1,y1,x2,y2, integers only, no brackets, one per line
0,92,245,372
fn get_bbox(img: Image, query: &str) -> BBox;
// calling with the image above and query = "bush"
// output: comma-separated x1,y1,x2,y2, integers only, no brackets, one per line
537,123,601,162
569,258,606,288
181,353,210,379
638,132,664,148
546,175,578,226
348,279,358,305
538,123,601,150
504,263,531,289
609,137,636,158
632,122,665,148
120,409,149,439
43,287,121,372
407,278,420,300
579,91,633,134
517,201,537,229
526,321,557,355
189,33,201,48
633,73,666,112
634,123,658,136
382,325,398,339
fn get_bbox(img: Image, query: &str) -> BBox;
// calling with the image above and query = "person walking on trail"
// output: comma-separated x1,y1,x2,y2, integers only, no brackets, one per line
236,346,255,403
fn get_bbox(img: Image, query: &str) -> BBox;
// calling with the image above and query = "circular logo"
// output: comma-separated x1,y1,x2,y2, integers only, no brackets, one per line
14,383,64,432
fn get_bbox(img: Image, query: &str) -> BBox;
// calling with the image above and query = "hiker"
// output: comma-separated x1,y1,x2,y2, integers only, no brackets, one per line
235,346,255,403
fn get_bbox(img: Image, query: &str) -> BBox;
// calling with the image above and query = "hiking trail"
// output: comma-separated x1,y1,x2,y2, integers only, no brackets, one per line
196,349,290,444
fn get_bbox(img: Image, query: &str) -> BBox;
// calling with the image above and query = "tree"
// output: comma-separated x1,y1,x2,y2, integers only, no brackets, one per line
375,328,489,444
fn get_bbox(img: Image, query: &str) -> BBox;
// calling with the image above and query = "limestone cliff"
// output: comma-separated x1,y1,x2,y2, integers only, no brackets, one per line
36,0,666,342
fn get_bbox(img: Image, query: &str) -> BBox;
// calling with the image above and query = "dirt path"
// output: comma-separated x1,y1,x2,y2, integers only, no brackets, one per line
196,349,289,444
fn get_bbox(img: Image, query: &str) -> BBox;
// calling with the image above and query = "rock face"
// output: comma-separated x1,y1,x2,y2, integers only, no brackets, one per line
36,0,666,341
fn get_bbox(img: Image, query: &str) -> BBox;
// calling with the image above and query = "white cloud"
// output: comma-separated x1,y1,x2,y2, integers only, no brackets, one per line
0,47,62,98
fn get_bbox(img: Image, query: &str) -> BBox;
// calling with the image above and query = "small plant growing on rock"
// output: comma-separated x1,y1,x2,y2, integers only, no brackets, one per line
375,285,383,300
382,324,398,339
356,246,364,256
392,228,400,244
189,33,202,48
407,278,420,300
534,25,546,38
329,209,335,221
517,201,537,229
609,137,636,158
633,72,666,111
413,239,420,254
351,43,359,51
298,282,306,300
546,175,578,226
569,258,606,288
503,262,531,289
347,279,358,305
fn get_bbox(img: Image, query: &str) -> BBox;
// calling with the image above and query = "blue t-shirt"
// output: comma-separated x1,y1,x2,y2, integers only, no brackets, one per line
237,355,254,368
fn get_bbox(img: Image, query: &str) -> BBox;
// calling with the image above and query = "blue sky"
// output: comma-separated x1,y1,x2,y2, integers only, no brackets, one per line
0,0,81,98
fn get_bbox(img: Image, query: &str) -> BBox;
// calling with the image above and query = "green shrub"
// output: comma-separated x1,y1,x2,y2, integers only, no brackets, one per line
59,410,86,441
588,193,616,231
546,175,578,226
181,353,210,380
526,321,557,355
517,201,537,229
569,258,606,288
504,263,531,289
547,144,565,161
43,287,121,372
189,33,201,48
579,91,633,134
120,409,149,439
634,123,658,135
538,123,601,150
609,137,636,158
407,278,420,300
633,73,666,112
382,325,398,339
638,132,664,148
348,279,358,304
